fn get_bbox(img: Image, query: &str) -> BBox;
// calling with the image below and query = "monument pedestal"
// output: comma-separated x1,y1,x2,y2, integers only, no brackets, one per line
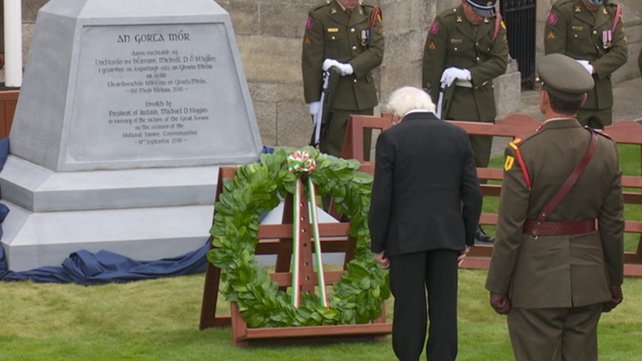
0,0,262,271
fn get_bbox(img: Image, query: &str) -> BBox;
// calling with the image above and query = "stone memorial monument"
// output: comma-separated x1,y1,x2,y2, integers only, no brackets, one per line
0,0,262,271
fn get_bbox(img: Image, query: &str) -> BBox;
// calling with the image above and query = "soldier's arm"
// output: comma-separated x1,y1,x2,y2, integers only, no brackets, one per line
485,146,530,294
598,141,624,287
591,9,628,79
544,5,568,55
302,12,325,103
349,10,384,77
422,17,448,103
469,22,508,86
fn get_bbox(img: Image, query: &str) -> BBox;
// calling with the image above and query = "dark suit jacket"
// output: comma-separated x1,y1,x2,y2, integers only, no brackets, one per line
369,112,482,256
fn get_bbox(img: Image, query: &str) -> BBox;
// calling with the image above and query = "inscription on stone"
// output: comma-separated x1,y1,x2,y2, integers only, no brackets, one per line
65,23,254,165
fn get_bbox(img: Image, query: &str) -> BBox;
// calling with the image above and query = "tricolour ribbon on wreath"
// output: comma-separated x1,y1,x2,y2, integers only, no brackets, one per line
286,151,329,308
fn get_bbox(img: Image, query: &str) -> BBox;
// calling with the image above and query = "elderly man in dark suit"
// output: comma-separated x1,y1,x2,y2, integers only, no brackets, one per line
369,86,482,361
486,53,624,361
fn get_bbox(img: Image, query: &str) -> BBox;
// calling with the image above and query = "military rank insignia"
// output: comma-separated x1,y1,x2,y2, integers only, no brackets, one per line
504,155,515,171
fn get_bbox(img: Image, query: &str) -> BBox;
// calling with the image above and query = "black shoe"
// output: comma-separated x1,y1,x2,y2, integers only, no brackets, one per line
474,226,495,243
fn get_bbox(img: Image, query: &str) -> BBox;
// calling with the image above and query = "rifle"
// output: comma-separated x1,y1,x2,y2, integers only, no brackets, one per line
436,82,455,119
310,66,340,147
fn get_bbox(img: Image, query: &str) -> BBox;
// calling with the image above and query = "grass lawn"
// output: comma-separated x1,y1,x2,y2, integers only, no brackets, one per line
1,270,641,361
1,142,640,360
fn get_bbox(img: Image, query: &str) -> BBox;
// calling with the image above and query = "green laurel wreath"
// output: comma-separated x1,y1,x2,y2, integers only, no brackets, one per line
207,147,390,328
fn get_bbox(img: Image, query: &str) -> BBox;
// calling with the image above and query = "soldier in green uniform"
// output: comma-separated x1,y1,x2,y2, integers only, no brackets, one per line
422,0,508,243
422,0,508,168
301,0,384,158
545,0,628,129
486,53,624,361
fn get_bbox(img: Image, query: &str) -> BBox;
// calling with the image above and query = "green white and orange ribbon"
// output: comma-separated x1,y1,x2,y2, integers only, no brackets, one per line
287,151,328,308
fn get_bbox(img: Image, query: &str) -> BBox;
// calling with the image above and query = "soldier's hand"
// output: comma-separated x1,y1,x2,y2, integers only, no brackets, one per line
337,63,353,76
322,58,342,71
576,60,594,74
440,67,471,87
489,292,511,315
307,102,321,117
602,285,623,313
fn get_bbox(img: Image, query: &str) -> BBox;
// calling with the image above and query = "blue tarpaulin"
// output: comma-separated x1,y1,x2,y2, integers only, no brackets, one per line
0,234,209,284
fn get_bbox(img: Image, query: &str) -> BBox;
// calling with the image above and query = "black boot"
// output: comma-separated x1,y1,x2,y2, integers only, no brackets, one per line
474,226,495,243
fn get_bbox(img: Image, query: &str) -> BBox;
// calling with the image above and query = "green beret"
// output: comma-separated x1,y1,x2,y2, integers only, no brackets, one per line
537,53,594,101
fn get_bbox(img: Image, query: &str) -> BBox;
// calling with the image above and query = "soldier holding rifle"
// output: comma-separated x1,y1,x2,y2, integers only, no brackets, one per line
302,0,384,157
422,0,508,243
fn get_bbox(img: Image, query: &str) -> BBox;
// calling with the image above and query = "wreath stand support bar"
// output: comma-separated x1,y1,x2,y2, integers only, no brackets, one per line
199,167,392,346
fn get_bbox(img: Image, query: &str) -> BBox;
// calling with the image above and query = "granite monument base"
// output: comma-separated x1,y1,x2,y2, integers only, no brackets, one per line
0,155,219,272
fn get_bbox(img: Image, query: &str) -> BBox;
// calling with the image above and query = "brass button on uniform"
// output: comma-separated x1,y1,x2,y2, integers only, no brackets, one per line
351,28,355,33
353,79,358,83
352,45,357,50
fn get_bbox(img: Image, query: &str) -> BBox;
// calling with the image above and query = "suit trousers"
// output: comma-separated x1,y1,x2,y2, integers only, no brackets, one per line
389,250,460,361
507,304,602,361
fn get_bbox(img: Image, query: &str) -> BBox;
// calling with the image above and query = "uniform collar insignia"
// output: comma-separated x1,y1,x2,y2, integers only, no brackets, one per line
603,8,608,15
331,7,337,14
575,5,581,13
457,16,463,23
484,17,490,24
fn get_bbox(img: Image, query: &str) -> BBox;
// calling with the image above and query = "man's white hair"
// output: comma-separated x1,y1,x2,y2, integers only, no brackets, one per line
385,86,436,118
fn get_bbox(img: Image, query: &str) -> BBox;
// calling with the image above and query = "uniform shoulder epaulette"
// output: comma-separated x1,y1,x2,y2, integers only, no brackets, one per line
433,7,457,24
512,129,543,147
507,137,533,189
554,0,575,7
309,2,330,15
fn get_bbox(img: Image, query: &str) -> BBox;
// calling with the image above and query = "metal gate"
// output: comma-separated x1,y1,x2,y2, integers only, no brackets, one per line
500,0,537,89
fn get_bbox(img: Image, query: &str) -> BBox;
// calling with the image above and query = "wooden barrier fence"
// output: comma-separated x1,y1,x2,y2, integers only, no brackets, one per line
342,113,642,276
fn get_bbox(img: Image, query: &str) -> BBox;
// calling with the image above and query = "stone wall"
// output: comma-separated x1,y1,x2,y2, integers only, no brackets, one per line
16,0,642,148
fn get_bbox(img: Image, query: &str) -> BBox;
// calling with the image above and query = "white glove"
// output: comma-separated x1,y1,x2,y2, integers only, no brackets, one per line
307,101,321,116
576,60,594,74
322,58,353,76
440,67,472,87
322,58,342,71
336,62,354,76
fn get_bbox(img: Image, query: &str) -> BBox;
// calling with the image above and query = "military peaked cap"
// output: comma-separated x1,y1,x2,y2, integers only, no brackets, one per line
538,53,595,101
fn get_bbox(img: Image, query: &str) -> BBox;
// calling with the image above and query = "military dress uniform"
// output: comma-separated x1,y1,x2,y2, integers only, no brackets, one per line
486,54,624,361
422,5,508,167
301,0,384,157
545,0,628,129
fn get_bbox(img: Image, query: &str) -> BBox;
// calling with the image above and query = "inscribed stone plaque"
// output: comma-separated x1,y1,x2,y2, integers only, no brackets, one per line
67,24,254,167
9,0,262,171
